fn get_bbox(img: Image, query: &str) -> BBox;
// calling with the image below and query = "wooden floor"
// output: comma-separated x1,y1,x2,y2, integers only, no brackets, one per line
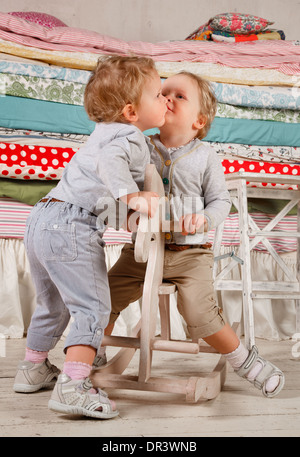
1,336,300,438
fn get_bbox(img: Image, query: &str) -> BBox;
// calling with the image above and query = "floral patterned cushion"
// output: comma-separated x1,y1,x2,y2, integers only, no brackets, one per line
8,11,67,28
209,13,273,34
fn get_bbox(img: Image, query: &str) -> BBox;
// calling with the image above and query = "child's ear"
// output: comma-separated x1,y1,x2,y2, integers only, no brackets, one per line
193,115,206,131
122,104,139,123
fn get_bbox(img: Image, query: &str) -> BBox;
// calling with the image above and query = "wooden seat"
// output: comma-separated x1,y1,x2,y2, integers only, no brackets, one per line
91,164,229,402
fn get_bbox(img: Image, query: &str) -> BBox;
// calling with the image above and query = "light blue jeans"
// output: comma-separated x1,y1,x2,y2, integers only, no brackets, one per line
24,199,110,354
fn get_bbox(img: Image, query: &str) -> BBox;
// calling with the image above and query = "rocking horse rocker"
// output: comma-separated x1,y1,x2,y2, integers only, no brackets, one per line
91,164,233,402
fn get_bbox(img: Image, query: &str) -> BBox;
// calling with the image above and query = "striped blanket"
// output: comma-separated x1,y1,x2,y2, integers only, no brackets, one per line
0,12,299,76
0,196,297,253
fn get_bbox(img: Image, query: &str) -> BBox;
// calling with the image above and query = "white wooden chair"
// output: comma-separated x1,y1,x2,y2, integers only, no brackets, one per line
91,164,230,402
213,171,300,349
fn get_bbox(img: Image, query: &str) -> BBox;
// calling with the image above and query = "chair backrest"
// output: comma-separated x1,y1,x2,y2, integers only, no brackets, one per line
134,164,166,382
134,163,165,264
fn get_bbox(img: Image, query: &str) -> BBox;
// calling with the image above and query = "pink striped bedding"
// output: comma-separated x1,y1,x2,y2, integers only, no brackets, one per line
0,196,132,244
0,196,32,238
0,13,299,75
0,196,297,253
208,213,299,252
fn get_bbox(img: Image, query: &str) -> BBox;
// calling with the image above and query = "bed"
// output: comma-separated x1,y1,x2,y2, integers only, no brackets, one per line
0,11,299,341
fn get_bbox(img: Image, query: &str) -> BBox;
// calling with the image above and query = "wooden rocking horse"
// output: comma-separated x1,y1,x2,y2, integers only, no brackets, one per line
91,164,229,402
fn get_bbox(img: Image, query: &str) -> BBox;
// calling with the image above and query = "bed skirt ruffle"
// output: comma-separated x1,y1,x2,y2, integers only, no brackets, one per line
0,240,297,341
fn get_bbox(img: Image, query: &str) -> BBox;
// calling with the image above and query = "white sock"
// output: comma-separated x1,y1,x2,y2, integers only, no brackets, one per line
224,342,279,393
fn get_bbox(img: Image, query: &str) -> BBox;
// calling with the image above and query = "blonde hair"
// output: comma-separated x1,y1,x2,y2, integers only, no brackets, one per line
179,71,217,140
84,55,157,123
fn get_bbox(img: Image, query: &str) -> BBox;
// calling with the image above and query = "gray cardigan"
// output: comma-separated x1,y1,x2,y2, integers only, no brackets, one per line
150,134,231,245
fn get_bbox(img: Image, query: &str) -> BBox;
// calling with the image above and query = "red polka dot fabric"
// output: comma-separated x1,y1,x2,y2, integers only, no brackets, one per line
1,143,300,187
0,143,78,180
222,159,300,177
222,159,300,189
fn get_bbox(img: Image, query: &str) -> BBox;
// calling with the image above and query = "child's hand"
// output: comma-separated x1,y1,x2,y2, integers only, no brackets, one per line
122,191,159,218
179,213,208,235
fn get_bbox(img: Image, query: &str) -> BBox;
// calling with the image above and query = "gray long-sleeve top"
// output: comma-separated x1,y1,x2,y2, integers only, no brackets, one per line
150,134,231,245
48,122,152,228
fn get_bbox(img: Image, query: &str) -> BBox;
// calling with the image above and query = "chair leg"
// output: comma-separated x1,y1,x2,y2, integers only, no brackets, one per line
212,221,224,281
297,199,300,333
185,356,227,403
238,180,255,349
158,294,171,340
138,240,163,383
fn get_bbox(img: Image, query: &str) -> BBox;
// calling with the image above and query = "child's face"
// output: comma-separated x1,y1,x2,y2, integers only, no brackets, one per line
160,74,204,138
134,71,167,131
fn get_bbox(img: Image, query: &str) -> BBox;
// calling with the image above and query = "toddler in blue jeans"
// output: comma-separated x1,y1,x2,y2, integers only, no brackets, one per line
13,55,167,419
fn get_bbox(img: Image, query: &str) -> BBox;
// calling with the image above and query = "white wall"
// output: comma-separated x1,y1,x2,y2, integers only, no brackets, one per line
0,0,299,41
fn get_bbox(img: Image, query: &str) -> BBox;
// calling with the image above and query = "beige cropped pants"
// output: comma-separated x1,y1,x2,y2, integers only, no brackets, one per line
108,243,225,340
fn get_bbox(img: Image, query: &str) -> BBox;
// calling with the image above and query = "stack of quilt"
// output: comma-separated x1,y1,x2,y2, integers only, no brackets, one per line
0,11,299,340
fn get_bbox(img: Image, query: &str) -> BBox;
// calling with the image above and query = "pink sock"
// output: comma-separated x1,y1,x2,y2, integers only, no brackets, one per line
63,361,92,380
25,348,48,364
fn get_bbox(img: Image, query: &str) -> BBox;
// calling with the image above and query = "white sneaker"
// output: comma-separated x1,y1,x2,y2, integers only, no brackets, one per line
13,359,60,393
48,374,118,419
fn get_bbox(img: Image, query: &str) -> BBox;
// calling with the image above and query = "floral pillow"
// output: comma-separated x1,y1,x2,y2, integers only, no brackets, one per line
209,13,273,34
7,11,68,28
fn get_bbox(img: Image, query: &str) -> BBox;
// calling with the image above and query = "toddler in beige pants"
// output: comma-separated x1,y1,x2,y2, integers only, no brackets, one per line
100,72,285,398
